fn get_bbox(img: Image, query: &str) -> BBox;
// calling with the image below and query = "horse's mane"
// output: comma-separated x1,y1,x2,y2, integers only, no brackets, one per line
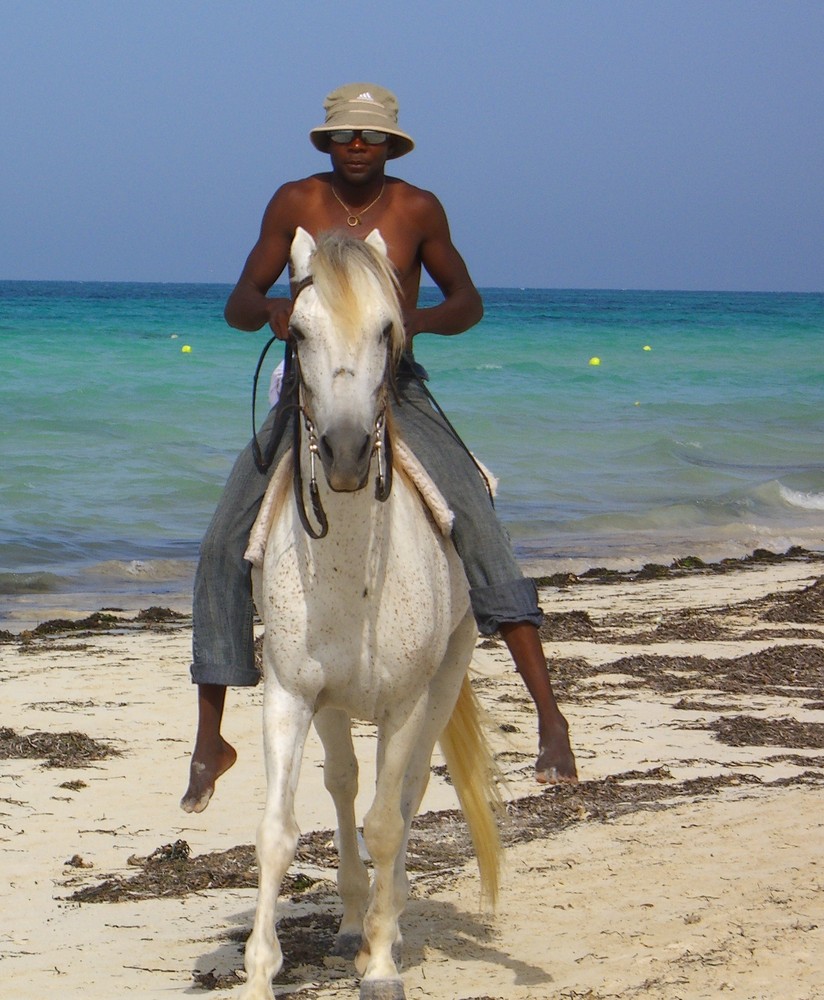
310,232,406,365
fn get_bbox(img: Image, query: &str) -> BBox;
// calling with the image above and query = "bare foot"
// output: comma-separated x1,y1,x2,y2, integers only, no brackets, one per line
535,722,578,785
180,738,237,813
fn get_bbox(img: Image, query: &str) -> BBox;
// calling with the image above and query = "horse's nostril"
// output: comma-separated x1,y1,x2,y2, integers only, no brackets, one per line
356,435,371,462
319,435,334,462
320,429,370,466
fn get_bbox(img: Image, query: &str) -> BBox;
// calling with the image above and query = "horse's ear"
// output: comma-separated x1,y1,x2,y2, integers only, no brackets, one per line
291,227,316,279
364,229,388,256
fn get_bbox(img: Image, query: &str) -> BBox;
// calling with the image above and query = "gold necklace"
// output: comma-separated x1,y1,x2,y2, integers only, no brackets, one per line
331,181,385,227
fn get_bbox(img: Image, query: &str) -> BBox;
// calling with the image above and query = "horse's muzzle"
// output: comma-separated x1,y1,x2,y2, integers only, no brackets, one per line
318,423,373,492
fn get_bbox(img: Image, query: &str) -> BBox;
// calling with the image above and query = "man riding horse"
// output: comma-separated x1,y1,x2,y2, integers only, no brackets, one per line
181,82,577,814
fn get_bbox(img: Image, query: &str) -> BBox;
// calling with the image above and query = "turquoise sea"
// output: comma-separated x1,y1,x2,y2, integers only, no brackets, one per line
2,281,823,626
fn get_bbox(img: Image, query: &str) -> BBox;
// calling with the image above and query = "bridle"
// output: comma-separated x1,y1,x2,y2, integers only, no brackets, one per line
253,273,394,540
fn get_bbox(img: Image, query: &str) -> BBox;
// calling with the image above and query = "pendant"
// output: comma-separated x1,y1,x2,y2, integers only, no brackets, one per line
347,215,360,227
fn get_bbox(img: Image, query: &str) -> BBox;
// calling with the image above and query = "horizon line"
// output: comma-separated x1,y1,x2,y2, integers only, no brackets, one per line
1,277,822,296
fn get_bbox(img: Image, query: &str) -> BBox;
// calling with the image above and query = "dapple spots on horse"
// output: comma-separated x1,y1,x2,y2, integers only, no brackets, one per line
238,230,501,1000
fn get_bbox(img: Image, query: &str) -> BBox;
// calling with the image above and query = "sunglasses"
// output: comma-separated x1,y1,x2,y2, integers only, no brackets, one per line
328,129,389,146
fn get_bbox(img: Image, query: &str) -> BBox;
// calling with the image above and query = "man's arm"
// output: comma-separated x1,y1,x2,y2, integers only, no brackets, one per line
404,192,483,341
224,185,297,339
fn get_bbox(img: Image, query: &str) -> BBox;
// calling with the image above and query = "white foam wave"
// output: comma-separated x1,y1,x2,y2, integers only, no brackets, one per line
89,558,195,582
778,485,824,511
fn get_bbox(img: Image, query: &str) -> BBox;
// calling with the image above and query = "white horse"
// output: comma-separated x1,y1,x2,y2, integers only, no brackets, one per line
240,227,501,1000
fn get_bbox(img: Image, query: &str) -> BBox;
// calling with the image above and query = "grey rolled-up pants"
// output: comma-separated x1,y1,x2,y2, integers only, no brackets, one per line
191,361,541,686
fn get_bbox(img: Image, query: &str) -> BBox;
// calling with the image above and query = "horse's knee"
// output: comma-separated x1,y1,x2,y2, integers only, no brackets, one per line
362,809,404,866
258,806,299,854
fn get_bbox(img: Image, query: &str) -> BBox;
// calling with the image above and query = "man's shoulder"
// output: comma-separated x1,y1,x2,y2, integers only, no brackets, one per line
388,176,436,200
273,173,329,199
387,177,444,217
262,174,332,223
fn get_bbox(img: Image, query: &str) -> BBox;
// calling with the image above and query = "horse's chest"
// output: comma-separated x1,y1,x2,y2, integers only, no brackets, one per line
260,484,469,715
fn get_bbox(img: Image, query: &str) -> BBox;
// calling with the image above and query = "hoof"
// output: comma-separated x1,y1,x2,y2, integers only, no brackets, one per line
360,978,406,1000
331,931,362,960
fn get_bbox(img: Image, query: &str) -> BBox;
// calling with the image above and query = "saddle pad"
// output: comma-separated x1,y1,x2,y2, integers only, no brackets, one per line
244,451,294,568
245,439,491,567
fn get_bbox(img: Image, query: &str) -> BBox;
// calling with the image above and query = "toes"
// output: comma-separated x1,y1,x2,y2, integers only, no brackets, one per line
180,785,213,813
535,748,579,785
536,766,578,785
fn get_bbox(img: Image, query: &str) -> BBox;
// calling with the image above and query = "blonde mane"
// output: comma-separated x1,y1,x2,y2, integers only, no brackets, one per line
309,232,406,365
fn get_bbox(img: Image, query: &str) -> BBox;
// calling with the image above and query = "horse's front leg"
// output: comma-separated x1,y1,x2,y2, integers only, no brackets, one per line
313,706,369,959
240,685,313,1000
355,704,427,1000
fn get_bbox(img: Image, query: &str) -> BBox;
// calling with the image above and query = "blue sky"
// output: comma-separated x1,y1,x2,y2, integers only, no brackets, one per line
2,1,822,291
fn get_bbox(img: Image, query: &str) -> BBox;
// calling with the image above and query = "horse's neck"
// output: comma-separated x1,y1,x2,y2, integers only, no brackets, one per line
296,467,390,579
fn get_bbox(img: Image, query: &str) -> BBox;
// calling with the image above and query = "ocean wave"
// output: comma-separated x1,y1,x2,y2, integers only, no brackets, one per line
777,485,824,511
675,446,824,475
510,475,824,543
86,558,196,582
0,559,196,603
0,571,67,595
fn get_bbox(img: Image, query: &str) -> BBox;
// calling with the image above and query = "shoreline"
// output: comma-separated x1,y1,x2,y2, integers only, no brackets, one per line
4,523,824,634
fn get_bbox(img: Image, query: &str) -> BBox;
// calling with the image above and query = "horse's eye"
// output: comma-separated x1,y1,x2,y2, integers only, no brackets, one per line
289,324,305,343
380,323,392,342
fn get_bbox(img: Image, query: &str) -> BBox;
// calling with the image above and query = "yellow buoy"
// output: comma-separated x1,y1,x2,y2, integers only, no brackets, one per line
181,345,192,353
588,356,601,366
643,345,652,352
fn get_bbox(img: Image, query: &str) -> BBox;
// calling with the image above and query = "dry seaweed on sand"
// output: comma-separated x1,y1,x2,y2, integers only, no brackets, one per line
709,714,824,749
0,727,121,767
5,606,191,643
192,967,246,990
558,644,824,702
68,767,824,906
194,912,342,988
29,611,122,635
535,568,824,649
68,840,325,903
532,546,824,590
545,577,824,651
748,575,824,624
134,605,189,623
539,610,598,641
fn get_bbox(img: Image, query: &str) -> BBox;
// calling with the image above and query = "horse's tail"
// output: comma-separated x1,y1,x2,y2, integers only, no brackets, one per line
438,674,503,908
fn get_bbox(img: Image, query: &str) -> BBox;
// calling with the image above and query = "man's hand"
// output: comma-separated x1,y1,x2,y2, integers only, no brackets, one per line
403,309,423,348
268,297,294,341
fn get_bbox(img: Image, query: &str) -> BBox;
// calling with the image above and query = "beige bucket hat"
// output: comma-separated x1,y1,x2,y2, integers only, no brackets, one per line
310,83,415,159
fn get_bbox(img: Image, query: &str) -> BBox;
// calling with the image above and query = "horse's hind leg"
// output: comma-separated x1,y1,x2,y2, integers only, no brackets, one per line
313,706,369,959
240,688,313,1000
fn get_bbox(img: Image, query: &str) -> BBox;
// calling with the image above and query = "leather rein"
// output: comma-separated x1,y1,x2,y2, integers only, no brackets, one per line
252,274,394,541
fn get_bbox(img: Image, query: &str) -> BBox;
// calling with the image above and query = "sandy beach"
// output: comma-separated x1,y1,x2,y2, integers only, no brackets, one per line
2,549,823,999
